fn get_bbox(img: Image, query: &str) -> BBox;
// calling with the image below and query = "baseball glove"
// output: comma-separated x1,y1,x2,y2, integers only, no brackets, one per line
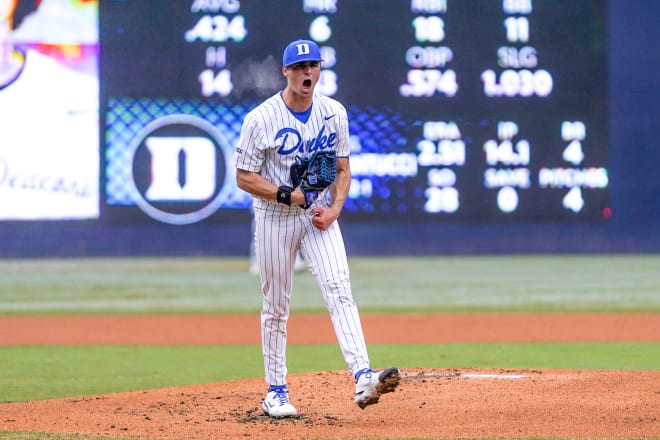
290,150,337,208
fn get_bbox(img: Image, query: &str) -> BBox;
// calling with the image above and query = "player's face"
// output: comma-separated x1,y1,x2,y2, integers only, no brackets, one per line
283,60,321,97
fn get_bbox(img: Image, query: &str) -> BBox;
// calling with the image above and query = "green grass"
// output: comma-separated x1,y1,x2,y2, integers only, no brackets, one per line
1,342,657,403
1,255,659,314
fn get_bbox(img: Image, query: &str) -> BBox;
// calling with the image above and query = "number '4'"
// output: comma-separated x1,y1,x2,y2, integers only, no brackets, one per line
562,140,584,165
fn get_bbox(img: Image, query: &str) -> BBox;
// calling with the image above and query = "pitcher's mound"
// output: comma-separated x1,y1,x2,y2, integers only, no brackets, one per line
1,368,658,439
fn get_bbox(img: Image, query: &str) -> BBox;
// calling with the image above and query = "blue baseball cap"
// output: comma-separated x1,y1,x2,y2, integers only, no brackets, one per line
282,39,323,67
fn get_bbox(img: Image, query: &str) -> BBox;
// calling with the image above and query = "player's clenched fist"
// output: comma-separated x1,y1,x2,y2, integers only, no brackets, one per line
310,207,337,231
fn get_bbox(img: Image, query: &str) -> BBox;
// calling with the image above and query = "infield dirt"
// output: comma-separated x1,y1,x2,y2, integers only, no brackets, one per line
0,313,658,439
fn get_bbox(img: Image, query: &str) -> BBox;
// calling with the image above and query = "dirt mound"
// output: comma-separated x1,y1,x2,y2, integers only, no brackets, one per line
1,368,658,439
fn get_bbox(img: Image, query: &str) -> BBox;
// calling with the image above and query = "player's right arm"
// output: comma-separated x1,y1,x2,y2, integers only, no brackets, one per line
234,109,306,206
236,168,306,206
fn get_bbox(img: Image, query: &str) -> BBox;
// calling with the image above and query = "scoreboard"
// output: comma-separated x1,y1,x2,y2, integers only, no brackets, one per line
101,0,608,225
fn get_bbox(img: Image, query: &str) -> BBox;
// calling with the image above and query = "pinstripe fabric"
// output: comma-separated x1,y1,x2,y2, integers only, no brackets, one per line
234,91,370,387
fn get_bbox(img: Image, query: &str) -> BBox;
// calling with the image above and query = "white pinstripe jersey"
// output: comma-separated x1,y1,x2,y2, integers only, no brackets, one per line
232,91,350,211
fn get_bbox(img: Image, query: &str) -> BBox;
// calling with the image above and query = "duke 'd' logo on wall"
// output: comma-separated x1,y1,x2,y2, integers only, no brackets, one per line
127,114,235,225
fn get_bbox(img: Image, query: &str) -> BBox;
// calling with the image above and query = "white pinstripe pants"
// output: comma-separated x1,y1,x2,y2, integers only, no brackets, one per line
254,204,370,386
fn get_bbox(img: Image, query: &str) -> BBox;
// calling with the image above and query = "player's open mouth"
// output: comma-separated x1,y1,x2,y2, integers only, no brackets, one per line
303,79,312,88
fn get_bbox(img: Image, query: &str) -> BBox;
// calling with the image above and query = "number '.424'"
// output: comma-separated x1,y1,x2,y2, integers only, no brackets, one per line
185,15,247,43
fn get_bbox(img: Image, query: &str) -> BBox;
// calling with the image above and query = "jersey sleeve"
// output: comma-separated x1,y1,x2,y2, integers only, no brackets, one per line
232,111,265,173
335,104,351,158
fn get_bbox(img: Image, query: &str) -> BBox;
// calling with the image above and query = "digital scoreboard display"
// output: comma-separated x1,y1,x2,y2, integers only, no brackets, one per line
101,0,608,225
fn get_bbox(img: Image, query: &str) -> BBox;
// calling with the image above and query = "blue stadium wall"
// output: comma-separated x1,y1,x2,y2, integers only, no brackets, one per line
2,0,659,257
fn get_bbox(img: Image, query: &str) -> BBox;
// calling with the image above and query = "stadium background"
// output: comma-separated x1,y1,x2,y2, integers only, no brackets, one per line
1,0,658,258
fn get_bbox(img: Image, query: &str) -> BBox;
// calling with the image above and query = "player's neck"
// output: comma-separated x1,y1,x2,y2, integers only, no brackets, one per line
281,87,312,112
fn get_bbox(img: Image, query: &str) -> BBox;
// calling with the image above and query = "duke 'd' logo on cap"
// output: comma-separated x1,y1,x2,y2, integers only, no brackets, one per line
283,39,323,66
296,43,311,55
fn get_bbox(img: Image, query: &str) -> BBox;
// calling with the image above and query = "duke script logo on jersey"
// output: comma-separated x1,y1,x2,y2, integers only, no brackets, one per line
275,125,337,155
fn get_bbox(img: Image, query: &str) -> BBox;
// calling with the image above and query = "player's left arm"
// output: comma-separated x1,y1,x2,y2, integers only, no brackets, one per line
311,156,349,231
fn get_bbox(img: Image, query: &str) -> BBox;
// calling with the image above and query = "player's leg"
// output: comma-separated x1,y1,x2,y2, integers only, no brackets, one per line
301,216,401,409
300,218,370,376
254,207,302,408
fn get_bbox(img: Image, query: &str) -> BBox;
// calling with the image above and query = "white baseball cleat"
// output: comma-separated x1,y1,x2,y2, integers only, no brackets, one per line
262,386,297,418
354,367,401,409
